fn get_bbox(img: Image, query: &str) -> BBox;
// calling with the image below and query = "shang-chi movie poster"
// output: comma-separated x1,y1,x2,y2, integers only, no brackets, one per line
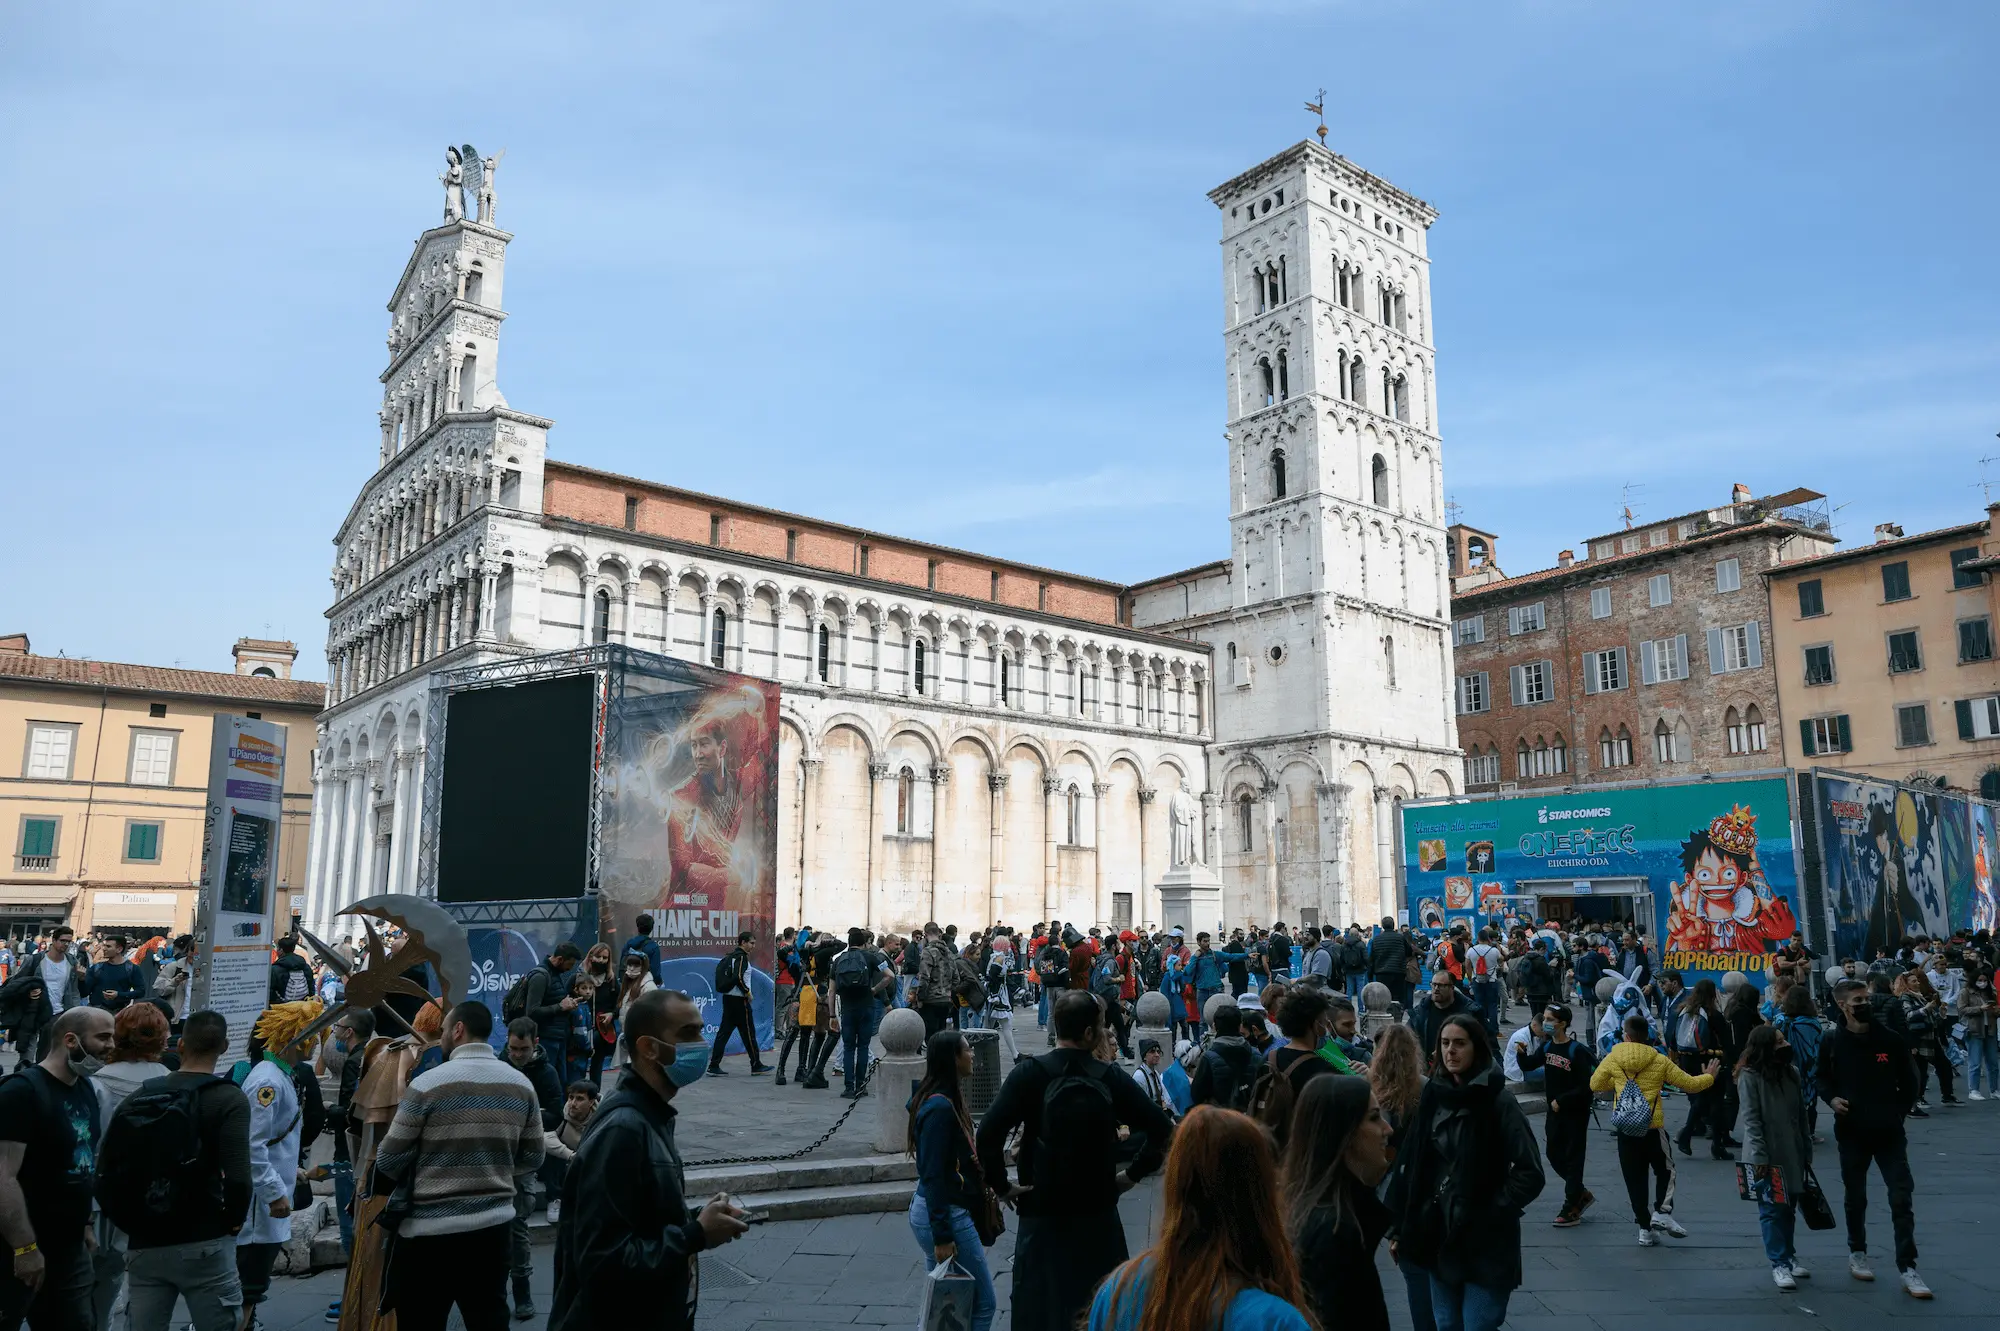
598,670,779,1049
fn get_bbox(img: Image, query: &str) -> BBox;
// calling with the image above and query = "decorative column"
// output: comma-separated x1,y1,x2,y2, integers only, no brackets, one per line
337,767,365,918
1041,775,1062,921
840,616,856,688
447,582,464,649
660,584,679,657
697,594,716,666
928,762,951,925
797,757,821,927
621,579,638,645
578,574,596,647
1107,664,1124,727
986,772,1008,927
385,751,415,894
1262,782,1281,926
1318,782,1352,929
302,771,331,935
401,746,426,896
1092,780,1112,928
1373,787,1397,924
1136,785,1157,928
866,761,890,932
1201,791,1221,877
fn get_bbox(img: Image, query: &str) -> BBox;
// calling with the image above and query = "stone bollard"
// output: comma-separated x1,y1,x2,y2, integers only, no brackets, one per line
1721,970,1747,995
1133,990,1172,1056
873,1007,928,1154
1359,981,1398,1040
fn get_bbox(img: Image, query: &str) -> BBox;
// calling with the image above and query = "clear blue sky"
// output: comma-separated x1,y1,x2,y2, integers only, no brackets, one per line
4,3,1996,680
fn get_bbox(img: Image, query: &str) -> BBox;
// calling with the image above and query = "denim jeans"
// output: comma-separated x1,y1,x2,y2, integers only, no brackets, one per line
1397,1255,1437,1331
907,1195,996,1331
1967,1032,1999,1092
331,1160,356,1254
1427,1275,1510,1331
1758,1199,1797,1269
841,995,879,1094
125,1240,241,1331
1471,979,1501,1034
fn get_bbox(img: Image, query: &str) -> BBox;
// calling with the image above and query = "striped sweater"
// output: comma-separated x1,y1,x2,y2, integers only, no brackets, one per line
373,1042,544,1236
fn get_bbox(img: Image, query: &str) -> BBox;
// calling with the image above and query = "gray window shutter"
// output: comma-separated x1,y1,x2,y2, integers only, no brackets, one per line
1673,634,1688,679
1745,621,1763,668
1706,626,1726,675
1798,719,1816,757
1583,653,1599,695
1640,639,1658,685
1612,646,1627,688
1957,699,1975,740
1508,665,1524,706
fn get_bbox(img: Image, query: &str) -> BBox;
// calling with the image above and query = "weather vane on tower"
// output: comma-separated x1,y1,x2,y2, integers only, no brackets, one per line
1305,90,1328,145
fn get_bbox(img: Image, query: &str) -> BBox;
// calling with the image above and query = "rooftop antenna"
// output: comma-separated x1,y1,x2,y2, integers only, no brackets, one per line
1304,90,1328,145
1977,443,2000,503
1444,496,1464,525
1619,481,1647,529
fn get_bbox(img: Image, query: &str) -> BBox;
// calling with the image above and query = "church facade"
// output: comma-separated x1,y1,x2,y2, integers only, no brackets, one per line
300,139,1459,943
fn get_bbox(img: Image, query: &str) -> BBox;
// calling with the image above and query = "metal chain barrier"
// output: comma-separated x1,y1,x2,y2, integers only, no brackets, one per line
688,1055,882,1169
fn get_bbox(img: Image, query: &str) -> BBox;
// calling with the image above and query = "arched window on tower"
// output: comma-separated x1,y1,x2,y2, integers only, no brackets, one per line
1276,256,1288,305
816,623,830,683
1350,358,1366,410
914,639,928,695
1067,784,1082,845
1393,373,1410,422
897,766,915,834
459,353,478,411
1271,449,1287,500
1238,793,1255,852
709,608,727,667
1258,358,1275,408
1381,366,1394,414
1251,265,1267,315
1000,654,1011,705
1276,349,1290,401
1383,635,1397,688
465,266,484,306
1371,454,1390,507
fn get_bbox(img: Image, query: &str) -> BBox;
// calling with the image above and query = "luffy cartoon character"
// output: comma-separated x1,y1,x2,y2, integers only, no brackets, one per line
1665,804,1796,953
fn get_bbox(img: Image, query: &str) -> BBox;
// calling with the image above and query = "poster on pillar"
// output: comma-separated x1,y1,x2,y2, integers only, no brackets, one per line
597,657,779,1050
191,714,288,1065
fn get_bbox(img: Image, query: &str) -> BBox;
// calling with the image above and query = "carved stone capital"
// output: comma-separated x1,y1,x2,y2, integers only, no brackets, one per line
987,773,1010,793
1093,781,1113,797
799,757,823,770
1137,786,1157,804
929,762,952,786
868,761,891,781
1042,776,1064,797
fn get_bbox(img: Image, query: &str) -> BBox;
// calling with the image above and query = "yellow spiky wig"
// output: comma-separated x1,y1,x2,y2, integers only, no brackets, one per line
254,1000,326,1057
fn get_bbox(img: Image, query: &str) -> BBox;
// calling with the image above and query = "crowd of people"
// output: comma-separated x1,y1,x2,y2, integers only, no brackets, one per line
0,910,1990,1331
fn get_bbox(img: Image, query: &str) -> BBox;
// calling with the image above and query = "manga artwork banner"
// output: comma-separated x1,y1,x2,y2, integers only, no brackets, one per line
1402,776,1803,989
598,664,779,1050
1812,771,1999,961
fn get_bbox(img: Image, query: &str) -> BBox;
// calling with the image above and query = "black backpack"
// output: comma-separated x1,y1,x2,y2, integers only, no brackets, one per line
95,1075,226,1237
1523,951,1554,994
501,970,536,1022
1341,938,1367,972
1033,1056,1117,1188
713,951,746,995
832,947,875,1001
1203,1045,1258,1112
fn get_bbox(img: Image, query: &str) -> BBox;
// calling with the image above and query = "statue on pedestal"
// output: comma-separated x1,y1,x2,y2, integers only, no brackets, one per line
1168,777,1201,867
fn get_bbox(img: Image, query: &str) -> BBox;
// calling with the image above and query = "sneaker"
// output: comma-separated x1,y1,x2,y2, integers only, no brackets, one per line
1848,1251,1875,1282
1970,1090,1986,1101
1578,1189,1596,1216
545,1199,561,1224
1941,1095,1959,1105
1909,1105,1930,1118
324,1303,342,1324
1899,1269,1933,1300
1773,1266,1798,1292
1637,1227,1659,1247
1916,1098,1932,1110
1787,1259,1810,1280
1650,1211,1687,1238
707,1067,729,1077
1552,1208,1580,1228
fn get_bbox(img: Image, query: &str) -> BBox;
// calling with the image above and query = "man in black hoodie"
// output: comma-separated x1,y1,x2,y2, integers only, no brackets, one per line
267,935,313,1005
1820,980,1928,1297
1514,1003,1596,1227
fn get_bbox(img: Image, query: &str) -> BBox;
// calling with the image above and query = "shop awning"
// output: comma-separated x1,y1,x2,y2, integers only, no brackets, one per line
89,891,181,928
0,886,79,910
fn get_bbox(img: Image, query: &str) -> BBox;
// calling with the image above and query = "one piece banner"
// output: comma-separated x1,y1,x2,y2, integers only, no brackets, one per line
191,714,288,1064
598,669,779,1049
1402,775,1802,990
1811,770,2000,961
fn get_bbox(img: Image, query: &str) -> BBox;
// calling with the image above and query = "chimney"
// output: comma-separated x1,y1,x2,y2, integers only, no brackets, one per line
1731,483,1753,505
1557,550,1574,568
0,633,28,656
1873,523,1904,544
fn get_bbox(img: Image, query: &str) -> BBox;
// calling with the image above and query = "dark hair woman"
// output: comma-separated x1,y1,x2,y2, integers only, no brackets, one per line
1088,1105,1316,1331
1384,1014,1545,1331
1673,978,1732,1159
1282,1075,1396,1331
905,1030,996,1331
1736,1023,1812,1289
582,942,619,1082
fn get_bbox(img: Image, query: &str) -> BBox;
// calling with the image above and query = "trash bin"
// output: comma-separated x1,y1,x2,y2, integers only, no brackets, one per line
963,1028,1003,1119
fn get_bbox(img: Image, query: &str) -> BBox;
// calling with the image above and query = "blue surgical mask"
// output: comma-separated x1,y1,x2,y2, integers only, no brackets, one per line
652,1039,711,1089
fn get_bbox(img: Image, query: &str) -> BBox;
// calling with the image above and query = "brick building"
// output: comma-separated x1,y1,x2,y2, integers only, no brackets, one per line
1447,486,1837,791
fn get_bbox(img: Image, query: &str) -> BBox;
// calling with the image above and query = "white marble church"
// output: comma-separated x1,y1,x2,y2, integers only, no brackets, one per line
300,138,1462,943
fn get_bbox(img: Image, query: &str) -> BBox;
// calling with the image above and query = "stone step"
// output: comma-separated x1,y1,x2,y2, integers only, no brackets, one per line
684,1152,918,1199
735,1177,916,1223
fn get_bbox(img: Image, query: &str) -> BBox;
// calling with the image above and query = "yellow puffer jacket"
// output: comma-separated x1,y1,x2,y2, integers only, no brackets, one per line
1590,1040,1714,1128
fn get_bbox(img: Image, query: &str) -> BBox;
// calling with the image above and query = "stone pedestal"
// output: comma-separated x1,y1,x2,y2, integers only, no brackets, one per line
1156,864,1226,938
1132,990,1172,1055
873,1008,928,1153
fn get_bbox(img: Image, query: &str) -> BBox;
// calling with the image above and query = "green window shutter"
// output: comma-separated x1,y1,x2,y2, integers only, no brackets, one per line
1835,714,1852,752
20,819,55,857
1798,719,1816,757
1958,699,1977,741
127,822,158,861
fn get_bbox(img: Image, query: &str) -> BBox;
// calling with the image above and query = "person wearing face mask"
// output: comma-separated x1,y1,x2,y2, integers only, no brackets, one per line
1819,980,1927,1297
234,1003,326,1331
0,926,89,1068
549,989,749,1331
0,1006,114,1331
1737,1023,1812,1290
371,1001,544,1331
1282,1075,1397,1331
1511,1004,1596,1228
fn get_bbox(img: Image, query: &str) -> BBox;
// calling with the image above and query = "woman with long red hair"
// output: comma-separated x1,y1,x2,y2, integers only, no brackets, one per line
1086,1105,1317,1331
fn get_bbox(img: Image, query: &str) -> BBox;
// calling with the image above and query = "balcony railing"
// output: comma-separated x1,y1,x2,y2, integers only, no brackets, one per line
14,854,54,872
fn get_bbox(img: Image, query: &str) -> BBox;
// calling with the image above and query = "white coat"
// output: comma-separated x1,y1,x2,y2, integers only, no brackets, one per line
237,1057,302,1247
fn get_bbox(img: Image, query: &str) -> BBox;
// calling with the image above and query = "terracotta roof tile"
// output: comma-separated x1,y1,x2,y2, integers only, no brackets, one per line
1452,520,1825,603
0,653,323,708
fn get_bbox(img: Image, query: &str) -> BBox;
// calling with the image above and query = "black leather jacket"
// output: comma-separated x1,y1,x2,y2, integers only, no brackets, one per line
550,1076,706,1331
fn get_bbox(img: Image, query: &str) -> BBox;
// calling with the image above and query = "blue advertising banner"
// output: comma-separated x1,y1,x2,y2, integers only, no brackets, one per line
1811,771,2000,961
448,899,599,1050
1402,775,1803,990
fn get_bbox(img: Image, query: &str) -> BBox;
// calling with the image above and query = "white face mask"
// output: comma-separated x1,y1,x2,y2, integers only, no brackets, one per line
66,1040,105,1078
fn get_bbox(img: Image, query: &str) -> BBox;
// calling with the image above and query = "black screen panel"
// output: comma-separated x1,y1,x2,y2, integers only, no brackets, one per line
436,674,594,902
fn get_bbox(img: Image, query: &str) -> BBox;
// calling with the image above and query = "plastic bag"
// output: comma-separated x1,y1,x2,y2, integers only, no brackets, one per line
920,1258,977,1331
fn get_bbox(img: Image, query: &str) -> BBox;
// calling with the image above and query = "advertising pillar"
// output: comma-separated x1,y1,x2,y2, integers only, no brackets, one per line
190,715,288,1064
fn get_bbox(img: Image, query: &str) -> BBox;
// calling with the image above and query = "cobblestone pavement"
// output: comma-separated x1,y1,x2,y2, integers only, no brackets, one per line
252,1089,1996,1331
